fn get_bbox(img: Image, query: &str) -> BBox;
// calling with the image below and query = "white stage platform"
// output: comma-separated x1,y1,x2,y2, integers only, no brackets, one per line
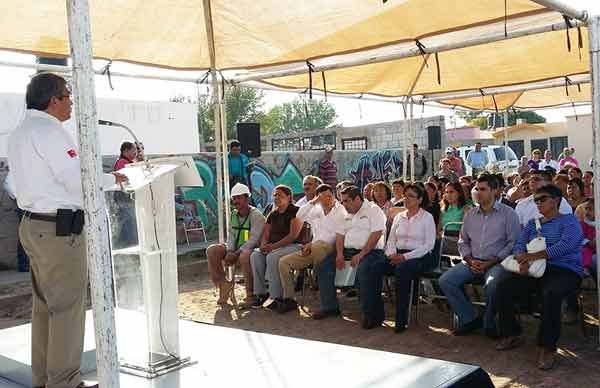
0,316,491,388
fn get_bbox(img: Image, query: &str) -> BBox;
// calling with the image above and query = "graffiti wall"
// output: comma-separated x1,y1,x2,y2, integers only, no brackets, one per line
179,149,410,241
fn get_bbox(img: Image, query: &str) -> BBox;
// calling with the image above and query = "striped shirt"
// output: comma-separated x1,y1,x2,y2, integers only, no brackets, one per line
319,159,337,188
513,214,583,277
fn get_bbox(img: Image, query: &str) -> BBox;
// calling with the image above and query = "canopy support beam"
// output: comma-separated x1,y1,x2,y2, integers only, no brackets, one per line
231,19,582,84
587,14,600,349
203,0,226,243
65,0,120,386
530,0,588,22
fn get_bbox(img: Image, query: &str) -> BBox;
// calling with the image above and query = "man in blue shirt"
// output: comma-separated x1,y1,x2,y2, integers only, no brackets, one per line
466,142,489,178
228,140,250,188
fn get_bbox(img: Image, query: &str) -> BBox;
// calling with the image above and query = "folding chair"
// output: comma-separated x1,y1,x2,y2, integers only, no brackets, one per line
183,215,207,245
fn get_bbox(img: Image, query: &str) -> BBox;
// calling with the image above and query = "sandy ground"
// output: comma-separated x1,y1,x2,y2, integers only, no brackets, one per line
2,264,599,387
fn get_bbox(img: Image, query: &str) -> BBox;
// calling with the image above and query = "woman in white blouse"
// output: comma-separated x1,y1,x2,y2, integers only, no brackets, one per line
384,183,436,333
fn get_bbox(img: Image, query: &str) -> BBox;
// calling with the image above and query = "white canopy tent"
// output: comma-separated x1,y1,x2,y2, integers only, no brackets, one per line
1,1,598,385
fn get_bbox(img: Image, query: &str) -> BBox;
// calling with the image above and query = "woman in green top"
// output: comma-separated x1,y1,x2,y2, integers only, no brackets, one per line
439,181,471,237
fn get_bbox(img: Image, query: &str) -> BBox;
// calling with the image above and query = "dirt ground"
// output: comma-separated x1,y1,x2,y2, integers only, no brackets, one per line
2,264,600,387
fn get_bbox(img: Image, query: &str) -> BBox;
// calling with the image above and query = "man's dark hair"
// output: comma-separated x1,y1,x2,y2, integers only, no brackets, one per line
476,173,499,190
568,177,585,194
26,73,68,111
340,186,363,201
570,167,583,176
316,183,333,195
536,184,563,200
494,173,506,189
413,143,418,148
120,141,135,157
391,178,405,187
229,140,241,149
531,169,553,182
585,170,594,177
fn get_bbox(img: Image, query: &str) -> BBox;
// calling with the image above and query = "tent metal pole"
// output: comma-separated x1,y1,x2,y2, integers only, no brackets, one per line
203,0,225,243
586,14,600,349
401,99,408,179
529,0,588,22
504,111,509,173
220,83,231,232
231,20,582,84
409,99,415,182
65,0,120,386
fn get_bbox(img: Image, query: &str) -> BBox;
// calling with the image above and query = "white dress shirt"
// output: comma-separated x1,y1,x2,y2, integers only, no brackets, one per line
3,173,16,200
385,208,436,259
7,109,115,213
538,159,560,171
297,201,346,245
295,195,309,207
337,200,386,250
515,194,572,226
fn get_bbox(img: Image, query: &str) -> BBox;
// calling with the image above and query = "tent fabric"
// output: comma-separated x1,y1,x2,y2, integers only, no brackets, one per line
0,0,546,70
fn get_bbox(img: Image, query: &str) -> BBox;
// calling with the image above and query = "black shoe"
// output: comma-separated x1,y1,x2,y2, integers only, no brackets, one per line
265,298,282,311
484,327,499,339
311,308,341,320
250,294,269,309
294,273,305,292
452,317,483,336
361,315,383,330
276,298,298,314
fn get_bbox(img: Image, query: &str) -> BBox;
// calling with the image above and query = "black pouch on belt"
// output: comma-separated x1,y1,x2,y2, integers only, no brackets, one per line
56,209,74,236
71,210,84,235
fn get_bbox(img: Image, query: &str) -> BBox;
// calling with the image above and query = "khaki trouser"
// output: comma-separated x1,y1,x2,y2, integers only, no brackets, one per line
278,241,335,299
19,216,87,388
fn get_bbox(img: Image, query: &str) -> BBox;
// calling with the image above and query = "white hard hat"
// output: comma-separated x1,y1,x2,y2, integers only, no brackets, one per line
445,147,454,153
325,145,334,152
231,183,251,198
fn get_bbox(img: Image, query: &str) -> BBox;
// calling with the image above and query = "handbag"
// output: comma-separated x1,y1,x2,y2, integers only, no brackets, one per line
501,218,547,278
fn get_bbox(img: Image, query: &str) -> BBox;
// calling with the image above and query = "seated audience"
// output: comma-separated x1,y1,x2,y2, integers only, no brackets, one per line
439,174,521,337
372,181,394,216
553,172,569,198
568,167,583,180
459,175,475,206
567,178,586,213
559,147,579,169
336,180,355,201
391,178,405,206
495,185,583,371
424,182,441,226
295,175,323,207
439,181,472,236
528,149,542,171
313,186,386,326
207,184,265,306
436,158,459,183
515,170,572,227
383,184,436,333
580,199,597,282
277,184,346,313
517,156,530,176
250,185,303,309
363,182,375,202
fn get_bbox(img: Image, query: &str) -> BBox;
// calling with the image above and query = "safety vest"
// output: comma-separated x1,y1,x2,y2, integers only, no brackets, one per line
231,210,251,250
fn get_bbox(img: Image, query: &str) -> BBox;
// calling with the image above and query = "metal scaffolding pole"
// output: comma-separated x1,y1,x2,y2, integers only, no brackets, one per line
220,83,231,232
587,14,600,348
203,0,225,243
409,100,415,182
65,0,120,386
504,111,509,173
530,0,588,22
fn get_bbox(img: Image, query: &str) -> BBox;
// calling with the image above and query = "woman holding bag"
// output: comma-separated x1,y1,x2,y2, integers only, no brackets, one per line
495,184,583,370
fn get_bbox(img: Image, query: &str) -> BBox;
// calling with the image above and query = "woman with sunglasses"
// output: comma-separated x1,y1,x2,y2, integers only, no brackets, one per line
383,184,436,333
495,184,583,370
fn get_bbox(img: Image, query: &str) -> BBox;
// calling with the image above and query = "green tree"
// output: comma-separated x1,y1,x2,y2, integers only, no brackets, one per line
457,110,546,130
262,98,337,134
196,86,266,142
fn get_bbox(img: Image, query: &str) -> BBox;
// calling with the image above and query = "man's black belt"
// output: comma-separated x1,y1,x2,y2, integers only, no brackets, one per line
23,211,57,223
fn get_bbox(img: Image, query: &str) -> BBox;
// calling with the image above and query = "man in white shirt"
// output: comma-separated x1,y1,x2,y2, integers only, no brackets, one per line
538,150,560,172
295,175,322,207
7,73,126,388
313,186,387,328
3,172,30,272
515,170,572,226
277,184,346,313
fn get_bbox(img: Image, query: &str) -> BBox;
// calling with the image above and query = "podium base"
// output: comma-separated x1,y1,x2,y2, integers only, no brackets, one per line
121,355,196,379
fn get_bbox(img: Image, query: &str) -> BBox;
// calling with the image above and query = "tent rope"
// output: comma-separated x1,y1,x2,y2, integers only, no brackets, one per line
504,0,508,38
99,60,114,90
491,94,499,113
321,71,328,101
563,15,573,52
306,60,315,99
434,52,441,85
577,25,583,61
572,102,578,121
414,40,429,68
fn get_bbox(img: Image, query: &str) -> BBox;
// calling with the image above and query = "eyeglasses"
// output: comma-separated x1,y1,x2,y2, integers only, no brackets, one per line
533,195,552,204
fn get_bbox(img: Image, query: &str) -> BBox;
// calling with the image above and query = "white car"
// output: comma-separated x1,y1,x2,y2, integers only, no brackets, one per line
456,145,519,176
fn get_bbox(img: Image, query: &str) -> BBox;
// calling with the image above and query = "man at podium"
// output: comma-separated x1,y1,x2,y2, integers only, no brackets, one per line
7,73,127,388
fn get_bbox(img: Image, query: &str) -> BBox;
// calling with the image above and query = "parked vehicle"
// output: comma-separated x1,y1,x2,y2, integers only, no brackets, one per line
456,145,518,176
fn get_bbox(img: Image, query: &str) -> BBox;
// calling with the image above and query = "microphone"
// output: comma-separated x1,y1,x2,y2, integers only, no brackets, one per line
98,119,144,163
98,119,115,126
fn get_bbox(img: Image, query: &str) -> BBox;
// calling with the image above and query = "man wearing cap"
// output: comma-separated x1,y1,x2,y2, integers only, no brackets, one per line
8,73,127,388
319,146,338,191
445,147,463,176
206,183,265,305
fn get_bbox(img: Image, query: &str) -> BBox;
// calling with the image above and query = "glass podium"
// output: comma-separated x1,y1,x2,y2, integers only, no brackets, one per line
105,157,201,378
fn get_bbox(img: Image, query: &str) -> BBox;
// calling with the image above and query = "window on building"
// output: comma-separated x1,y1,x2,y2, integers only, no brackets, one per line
508,140,525,159
530,138,548,154
272,134,336,152
342,137,368,150
550,136,568,159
